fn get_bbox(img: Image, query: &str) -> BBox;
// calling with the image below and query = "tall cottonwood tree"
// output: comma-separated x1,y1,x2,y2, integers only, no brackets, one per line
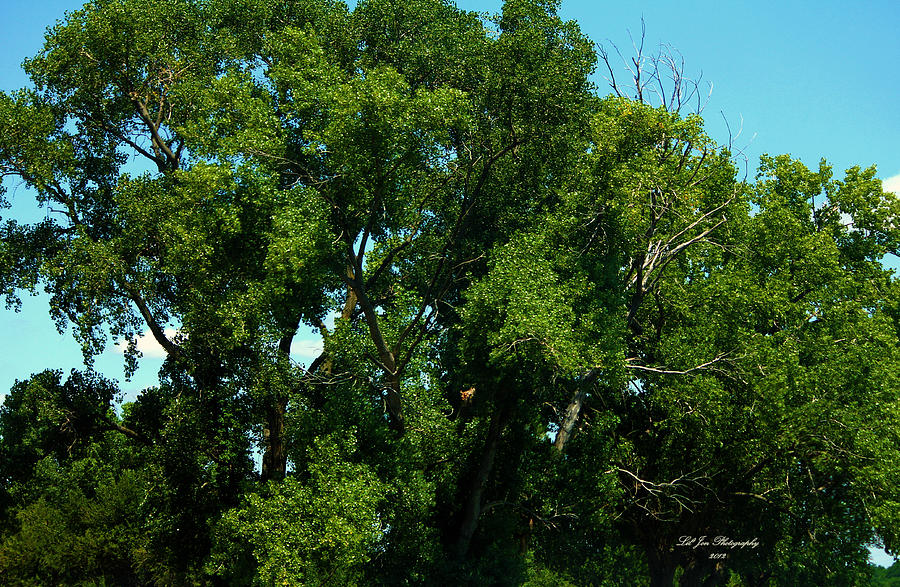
0,0,598,581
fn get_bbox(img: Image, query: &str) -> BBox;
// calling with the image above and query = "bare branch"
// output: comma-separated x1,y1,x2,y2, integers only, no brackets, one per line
625,352,731,376
598,31,710,115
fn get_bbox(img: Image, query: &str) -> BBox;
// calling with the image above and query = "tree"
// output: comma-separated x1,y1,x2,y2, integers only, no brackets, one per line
872,560,900,587
0,370,149,584
572,146,900,585
1,0,596,581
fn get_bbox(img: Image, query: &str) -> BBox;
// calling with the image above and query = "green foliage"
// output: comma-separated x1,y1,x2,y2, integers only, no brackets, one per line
461,234,583,372
872,560,900,587
0,370,153,584
210,435,387,585
0,468,151,585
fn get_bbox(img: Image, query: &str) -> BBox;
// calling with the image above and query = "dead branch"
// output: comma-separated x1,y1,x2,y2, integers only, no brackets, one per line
625,352,731,376
597,22,711,115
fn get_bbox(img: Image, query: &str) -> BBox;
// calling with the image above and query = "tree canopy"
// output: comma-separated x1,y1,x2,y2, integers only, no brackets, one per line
1,0,899,585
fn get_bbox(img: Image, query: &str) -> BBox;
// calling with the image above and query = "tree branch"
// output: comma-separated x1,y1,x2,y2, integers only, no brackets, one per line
121,281,180,358
131,96,179,170
104,421,152,445
625,352,730,376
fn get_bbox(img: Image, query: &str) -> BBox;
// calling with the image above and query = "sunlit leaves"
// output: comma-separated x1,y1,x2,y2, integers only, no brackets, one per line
210,435,387,585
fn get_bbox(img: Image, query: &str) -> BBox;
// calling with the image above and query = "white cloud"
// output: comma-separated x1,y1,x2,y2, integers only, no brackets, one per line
883,173,900,195
839,211,854,229
290,338,324,360
114,328,179,359
112,330,323,363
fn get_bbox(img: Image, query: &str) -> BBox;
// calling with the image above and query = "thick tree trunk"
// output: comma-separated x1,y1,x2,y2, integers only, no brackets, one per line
454,398,509,559
260,396,287,482
646,546,678,587
384,374,405,433
678,560,727,587
677,561,705,587
260,330,296,482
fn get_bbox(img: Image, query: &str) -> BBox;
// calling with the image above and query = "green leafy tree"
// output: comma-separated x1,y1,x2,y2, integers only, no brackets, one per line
0,370,148,584
1,0,595,581
573,145,900,585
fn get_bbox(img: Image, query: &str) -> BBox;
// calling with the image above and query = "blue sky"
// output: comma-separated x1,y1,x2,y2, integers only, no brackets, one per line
1,0,898,566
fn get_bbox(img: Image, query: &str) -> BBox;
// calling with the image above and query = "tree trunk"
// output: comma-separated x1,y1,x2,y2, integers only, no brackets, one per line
554,369,601,452
454,397,509,559
554,388,586,451
349,272,405,433
678,560,706,587
384,374,405,433
260,330,296,482
260,396,287,481
646,546,678,587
